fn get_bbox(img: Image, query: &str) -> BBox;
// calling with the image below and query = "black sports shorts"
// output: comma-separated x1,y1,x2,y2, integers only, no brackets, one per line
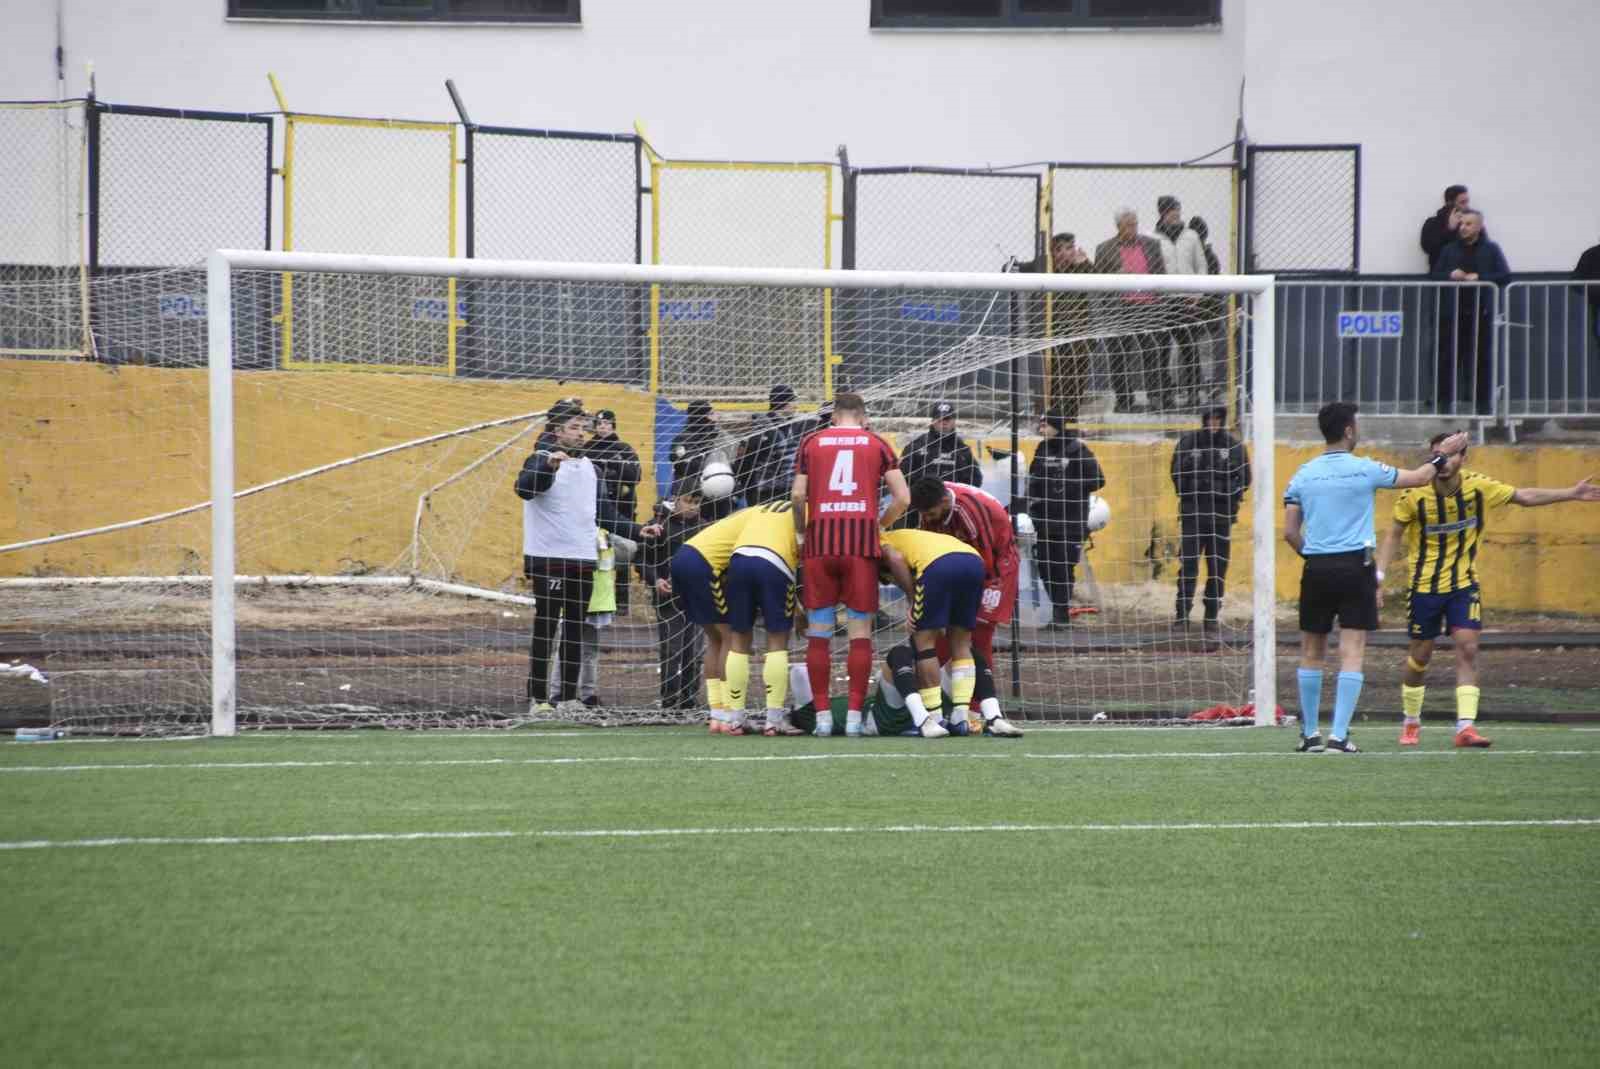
1298,550,1378,634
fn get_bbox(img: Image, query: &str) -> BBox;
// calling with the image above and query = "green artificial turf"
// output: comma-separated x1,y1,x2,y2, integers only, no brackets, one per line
1,726,1596,1067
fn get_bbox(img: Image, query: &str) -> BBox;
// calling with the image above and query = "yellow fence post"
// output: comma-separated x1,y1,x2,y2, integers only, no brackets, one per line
268,73,295,370
636,121,662,396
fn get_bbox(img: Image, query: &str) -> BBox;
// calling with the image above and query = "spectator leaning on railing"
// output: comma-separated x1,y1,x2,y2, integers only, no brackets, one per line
1576,236,1600,342
1432,210,1510,415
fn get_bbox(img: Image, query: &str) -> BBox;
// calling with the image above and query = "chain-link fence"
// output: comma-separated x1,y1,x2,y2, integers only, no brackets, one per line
649,159,836,403
0,101,89,357
843,167,1042,415
281,115,459,373
89,104,273,368
1244,144,1359,274
462,126,644,383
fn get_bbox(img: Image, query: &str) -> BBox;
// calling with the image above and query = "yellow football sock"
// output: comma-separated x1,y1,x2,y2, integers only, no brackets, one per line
1456,685,1480,723
707,677,725,712
918,686,943,721
1401,683,1426,721
762,650,790,711
724,652,749,713
950,657,976,708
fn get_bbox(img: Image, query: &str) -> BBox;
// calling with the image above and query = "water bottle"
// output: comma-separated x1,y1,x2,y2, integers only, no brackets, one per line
14,728,63,742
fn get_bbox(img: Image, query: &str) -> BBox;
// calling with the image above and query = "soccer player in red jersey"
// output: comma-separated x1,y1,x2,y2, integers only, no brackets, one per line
790,392,910,737
908,476,1018,673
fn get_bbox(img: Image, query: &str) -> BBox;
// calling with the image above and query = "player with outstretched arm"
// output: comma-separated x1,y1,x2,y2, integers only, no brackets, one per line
1282,403,1468,753
1375,434,1600,747
790,392,909,737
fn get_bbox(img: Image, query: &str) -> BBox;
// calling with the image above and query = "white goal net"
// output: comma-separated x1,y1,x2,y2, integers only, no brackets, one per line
0,252,1275,735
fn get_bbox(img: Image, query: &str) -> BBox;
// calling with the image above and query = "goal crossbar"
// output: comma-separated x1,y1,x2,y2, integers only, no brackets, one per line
203,249,1278,736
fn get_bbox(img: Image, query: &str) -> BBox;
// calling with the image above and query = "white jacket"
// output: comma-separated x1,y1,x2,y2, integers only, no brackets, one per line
1156,227,1210,277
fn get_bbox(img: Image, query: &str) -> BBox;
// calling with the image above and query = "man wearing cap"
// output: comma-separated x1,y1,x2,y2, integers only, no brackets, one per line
585,409,643,613
734,383,808,507
899,401,983,490
1024,410,1105,629
515,398,600,712
1154,195,1212,410
1170,406,1251,635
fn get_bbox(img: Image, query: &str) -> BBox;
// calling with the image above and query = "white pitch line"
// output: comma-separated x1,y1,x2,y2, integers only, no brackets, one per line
2,817,1596,852
2,749,1594,775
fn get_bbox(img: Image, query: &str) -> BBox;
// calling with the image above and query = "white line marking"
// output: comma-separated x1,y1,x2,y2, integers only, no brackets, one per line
6,748,1593,771
3,817,1596,852
2,749,1593,775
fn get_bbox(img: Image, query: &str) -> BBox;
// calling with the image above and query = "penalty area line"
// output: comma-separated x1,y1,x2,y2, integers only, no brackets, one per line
2,817,1597,852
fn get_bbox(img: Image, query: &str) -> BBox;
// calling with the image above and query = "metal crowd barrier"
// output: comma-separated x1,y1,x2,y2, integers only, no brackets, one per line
1502,280,1599,429
1275,279,1501,426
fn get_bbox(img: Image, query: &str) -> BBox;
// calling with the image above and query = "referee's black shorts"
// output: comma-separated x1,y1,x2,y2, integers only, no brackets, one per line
1298,550,1379,634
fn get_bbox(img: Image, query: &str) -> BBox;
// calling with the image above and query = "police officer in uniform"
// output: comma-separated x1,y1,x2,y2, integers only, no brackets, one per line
1170,406,1251,633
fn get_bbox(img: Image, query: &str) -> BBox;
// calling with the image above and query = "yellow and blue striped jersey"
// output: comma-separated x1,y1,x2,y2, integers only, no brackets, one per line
1392,471,1516,594
686,507,755,574
880,528,980,577
734,500,800,574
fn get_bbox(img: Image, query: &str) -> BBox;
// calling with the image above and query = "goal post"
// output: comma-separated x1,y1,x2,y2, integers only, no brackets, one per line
197,249,1277,736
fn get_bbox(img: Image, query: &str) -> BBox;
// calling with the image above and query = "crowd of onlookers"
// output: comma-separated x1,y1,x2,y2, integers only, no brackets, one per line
1015,195,1229,420
1419,184,1600,412
513,382,1253,711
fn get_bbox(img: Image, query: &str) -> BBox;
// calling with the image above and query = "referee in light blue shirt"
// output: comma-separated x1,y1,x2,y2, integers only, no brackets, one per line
1282,403,1468,752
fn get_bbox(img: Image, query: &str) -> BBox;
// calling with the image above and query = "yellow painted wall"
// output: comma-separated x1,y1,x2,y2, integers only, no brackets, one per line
1,359,656,590
953,434,1600,616
4,360,1594,613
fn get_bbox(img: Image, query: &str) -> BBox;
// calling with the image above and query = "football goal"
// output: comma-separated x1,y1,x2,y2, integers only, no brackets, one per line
0,251,1276,735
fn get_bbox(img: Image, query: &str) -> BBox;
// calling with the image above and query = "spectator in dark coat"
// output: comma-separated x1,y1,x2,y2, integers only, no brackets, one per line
585,409,642,525
899,401,983,489
1023,411,1106,629
1575,237,1600,342
1170,406,1251,631
639,489,709,710
1433,210,1511,414
1189,215,1227,401
733,383,808,506
585,408,643,613
1420,184,1471,272
1013,233,1096,420
669,399,733,520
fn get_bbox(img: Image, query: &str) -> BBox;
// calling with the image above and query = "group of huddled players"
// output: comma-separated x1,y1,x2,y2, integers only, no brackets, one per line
656,392,1025,739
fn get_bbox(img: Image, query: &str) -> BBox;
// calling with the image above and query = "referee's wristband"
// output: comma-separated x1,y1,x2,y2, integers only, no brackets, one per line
1428,453,1448,471
1374,569,1386,582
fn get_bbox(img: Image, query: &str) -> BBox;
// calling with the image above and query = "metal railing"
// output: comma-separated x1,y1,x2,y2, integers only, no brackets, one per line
1274,279,1500,422
1503,280,1599,420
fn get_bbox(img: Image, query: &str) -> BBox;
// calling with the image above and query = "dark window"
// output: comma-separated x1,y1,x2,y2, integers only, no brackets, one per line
873,0,1220,27
229,0,580,21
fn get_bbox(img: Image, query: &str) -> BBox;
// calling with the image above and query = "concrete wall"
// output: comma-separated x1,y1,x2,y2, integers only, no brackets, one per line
4,1,1596,271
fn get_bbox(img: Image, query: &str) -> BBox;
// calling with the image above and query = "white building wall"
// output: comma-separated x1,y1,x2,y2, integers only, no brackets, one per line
4,0,1595,271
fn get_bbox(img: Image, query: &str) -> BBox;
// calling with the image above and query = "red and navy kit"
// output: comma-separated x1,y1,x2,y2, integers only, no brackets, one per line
794,428,899,560
926,482,1018,627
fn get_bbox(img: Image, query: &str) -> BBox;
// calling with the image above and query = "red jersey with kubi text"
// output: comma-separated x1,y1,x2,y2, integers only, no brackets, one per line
795,426,899,559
